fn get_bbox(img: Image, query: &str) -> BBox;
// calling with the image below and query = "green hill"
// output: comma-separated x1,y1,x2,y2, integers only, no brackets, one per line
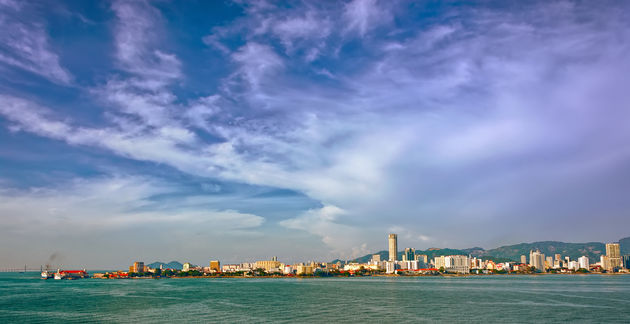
336,239,627,264
147,261,183,270
481,241,605,263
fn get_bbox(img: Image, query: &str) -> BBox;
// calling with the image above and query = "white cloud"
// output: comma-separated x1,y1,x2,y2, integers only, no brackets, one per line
111,0,181,85
0,1,72,83
280,205,369,259
0,176,264,233
231,42,284,90
2,1,630,259
343,0,392,37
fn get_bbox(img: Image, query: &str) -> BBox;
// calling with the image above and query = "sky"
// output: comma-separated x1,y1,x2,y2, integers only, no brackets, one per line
1,0,629,269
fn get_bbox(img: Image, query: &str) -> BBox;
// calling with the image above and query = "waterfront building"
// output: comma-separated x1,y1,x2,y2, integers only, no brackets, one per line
395,260,419,271
403,248,415,262
578,256,589,270
372,254,381,263
520,255,527,264
296,264,313,275
221,264,239,272
182,262,191,272
438,255,469,274
622,255,630,269
600,255,609,271
283,265,294,275
385,261,399,274
415,254,428,264
132,261,144,273
433,256,445,269
240,262,255,271
388,234,398,261
568,261,579,271
210,260,221,272
606,243,621,271
256,259,282,272
529,250,545,271
545,256,553,269
470,257,483,269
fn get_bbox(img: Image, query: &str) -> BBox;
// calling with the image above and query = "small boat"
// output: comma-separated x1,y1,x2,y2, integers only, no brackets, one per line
53,269,88,280
41,270,54,279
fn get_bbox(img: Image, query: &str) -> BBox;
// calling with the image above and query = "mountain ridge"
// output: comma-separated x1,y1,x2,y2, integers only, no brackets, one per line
335,237,629,264
147,261,183,270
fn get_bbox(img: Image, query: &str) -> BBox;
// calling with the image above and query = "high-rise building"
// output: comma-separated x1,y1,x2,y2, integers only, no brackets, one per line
415,254,428,264
132,261,144,273
554,254,562,261
520,255,527,264
444,255,470,274
622,255,630,269
210,260,221,272
545,256,553,269
529,250,545,271
255,259,281,272
403,248,415,261
183,262,191,272
371,254,381,263
388,234,398,261
578,256,589,270
601,255,609,271
606,243,621,271
433,256,445,269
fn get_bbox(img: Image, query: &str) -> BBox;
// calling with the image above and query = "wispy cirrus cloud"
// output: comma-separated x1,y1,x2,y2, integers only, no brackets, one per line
1,0,630,264
0,0,72,84
343,0,392,37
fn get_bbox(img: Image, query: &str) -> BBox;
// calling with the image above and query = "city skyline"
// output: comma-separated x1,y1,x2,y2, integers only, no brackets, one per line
2,0,630,269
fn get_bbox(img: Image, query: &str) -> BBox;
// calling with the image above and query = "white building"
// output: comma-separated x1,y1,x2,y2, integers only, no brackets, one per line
385,261,399,274
568,261,579,271
529,250,545,271
182,262,191,272
437,255,470,274
578,256,589,270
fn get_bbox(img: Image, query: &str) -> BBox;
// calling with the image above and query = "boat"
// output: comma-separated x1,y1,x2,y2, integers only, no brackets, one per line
41,270,54,279
53,269,89,280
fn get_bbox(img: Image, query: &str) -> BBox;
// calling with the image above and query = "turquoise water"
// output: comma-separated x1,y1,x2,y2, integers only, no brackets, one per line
1,273,629,323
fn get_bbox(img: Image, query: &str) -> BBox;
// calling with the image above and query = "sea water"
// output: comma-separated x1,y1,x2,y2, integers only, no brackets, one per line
1,273,629,323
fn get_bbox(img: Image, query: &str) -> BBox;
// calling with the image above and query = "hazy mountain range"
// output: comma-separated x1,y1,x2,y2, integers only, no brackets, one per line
147,261,184,270
336,237,630,264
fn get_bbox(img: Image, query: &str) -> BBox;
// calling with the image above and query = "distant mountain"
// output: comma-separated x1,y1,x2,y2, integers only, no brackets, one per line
480,241,605,263
337,239,625,264
336,248,480,264
147,261,183,270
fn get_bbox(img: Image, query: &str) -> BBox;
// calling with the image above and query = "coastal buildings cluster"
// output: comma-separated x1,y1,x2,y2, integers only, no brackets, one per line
83,234,630,280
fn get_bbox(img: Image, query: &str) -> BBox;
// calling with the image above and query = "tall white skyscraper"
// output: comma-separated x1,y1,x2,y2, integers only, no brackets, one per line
388,234,398,261
529,250,545,271
578,256,589,270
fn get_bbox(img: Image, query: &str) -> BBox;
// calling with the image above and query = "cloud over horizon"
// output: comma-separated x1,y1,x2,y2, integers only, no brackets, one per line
1,0,630,268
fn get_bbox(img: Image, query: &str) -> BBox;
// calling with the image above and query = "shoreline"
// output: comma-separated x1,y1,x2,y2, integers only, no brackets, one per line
90,272,629,280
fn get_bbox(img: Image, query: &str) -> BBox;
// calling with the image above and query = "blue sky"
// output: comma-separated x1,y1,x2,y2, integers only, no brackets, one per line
1,0,629,268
